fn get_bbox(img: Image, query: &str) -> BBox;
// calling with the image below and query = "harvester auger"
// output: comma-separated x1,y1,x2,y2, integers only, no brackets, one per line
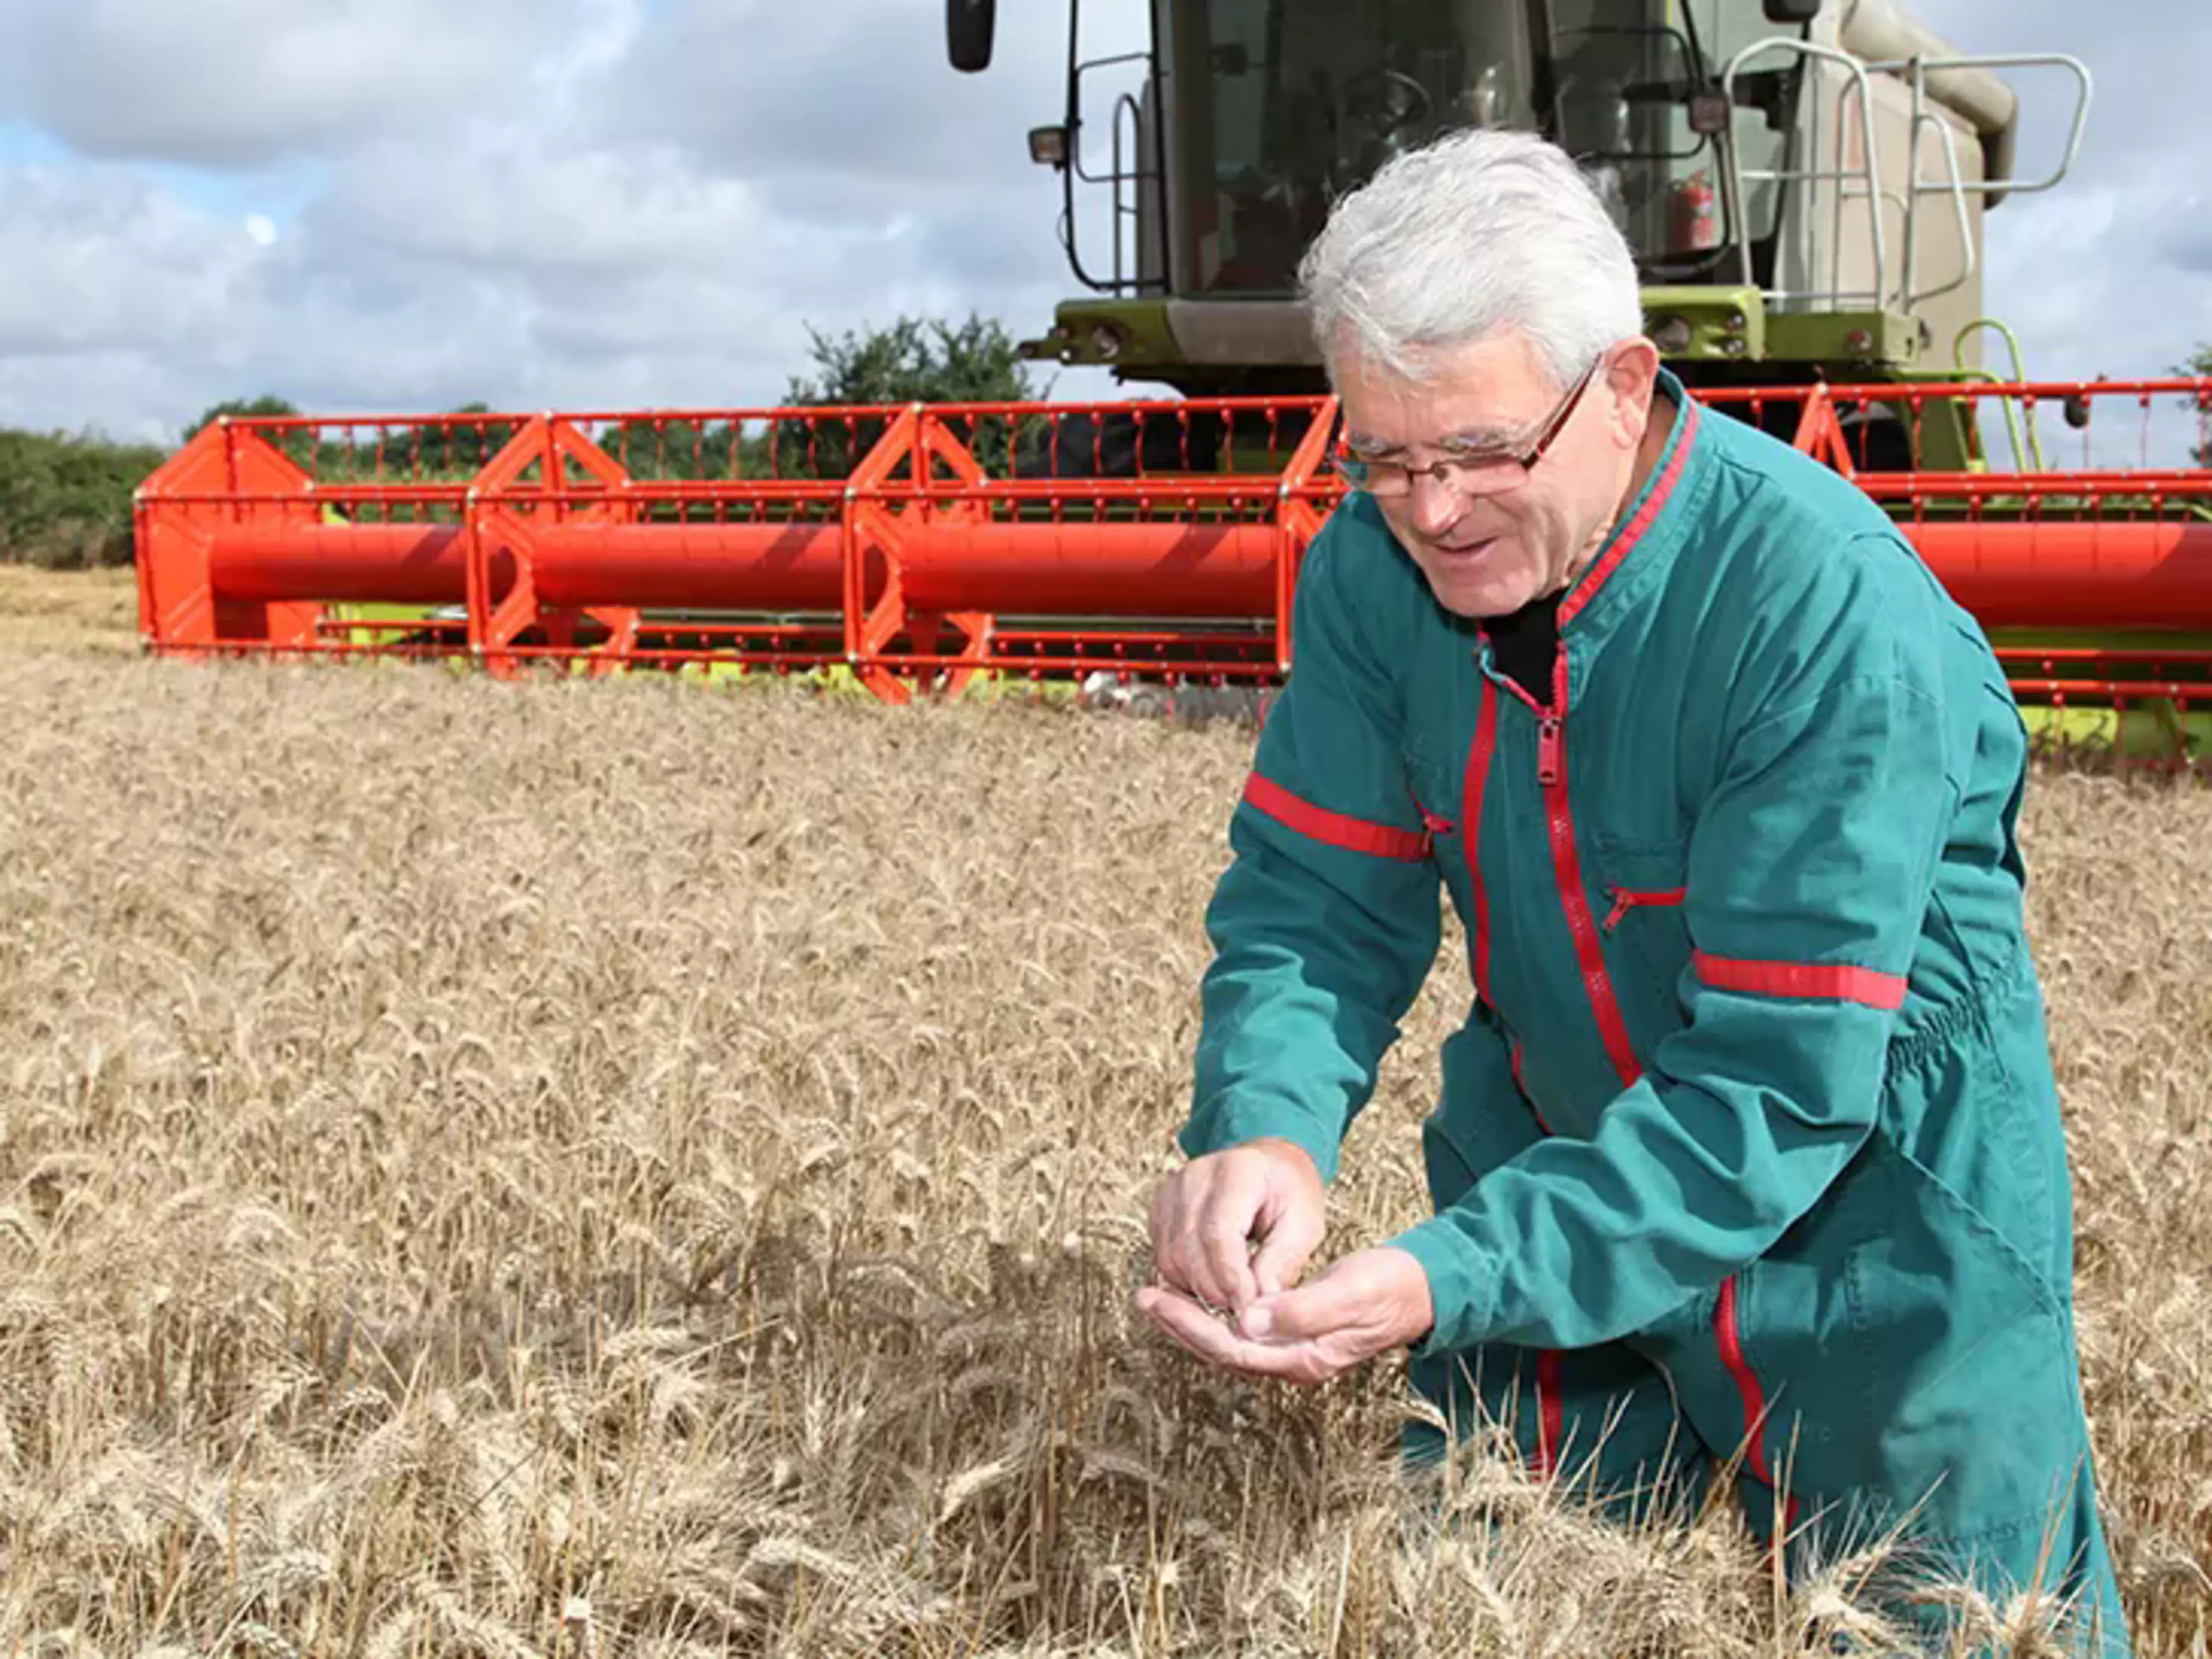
135,377,2212,758
132,0,2212,762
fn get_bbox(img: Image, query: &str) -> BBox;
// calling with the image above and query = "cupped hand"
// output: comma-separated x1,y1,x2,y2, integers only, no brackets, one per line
1137,1245,1434,1387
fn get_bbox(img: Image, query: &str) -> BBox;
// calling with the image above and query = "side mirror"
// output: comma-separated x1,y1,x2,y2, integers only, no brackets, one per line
948,0,996,73
1763,0,1821,21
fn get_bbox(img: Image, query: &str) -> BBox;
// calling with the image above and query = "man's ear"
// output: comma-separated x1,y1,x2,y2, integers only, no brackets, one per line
1604,338,1664,448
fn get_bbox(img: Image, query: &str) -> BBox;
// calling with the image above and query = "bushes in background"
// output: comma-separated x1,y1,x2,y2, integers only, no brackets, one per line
0,429,168,569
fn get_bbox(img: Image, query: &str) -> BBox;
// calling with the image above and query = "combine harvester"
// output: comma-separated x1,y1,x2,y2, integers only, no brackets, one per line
136,0,2212,759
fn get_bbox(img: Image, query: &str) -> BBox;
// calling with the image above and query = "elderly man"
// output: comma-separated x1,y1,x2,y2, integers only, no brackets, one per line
1138,130,2126,1650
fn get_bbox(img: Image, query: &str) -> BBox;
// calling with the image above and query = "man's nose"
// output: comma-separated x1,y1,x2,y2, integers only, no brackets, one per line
1408,469,1465,539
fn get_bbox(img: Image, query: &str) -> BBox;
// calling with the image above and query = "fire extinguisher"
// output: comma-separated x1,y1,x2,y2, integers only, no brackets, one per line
1671,170,1719,253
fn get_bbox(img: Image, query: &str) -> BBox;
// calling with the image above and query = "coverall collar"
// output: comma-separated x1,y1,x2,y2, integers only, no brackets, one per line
1543,366,1711,707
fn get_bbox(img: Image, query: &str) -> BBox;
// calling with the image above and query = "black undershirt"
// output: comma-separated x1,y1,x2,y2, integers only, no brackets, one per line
1485,590,1561,704
1482,389,1676,702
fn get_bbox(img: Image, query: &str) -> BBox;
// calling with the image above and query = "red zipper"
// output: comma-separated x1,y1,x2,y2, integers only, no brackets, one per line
1530,646,1791,1520
1464,668,1565,1480
1535,1349,1563,1478
1518,1029,1560,1478
1510,407,1759,1506
1715,1277,1799,1524
1463,676,1499,1002
1602,886,1687,931
1533,656,1642,1089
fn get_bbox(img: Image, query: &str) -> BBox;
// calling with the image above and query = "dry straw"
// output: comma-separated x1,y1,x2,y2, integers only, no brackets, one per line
0,653,2203,1654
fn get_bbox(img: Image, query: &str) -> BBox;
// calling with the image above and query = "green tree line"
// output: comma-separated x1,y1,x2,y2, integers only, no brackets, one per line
0,315,1035,569
0,428,170,569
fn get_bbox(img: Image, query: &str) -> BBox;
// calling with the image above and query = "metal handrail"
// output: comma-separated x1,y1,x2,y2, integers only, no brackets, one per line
1063,44,1167,295
1722,37,1888,310
1069,52,1153,187
1721,43,2090,321
1953,317,2045,472
1906,111,1975,312
1109,91,1145,289
1877,53,2093,198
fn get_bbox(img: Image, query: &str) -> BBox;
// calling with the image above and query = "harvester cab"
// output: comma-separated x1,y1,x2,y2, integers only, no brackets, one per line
950,0,2087,411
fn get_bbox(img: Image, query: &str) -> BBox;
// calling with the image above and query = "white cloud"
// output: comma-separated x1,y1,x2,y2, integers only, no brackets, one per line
0,166,257,360
322,138,763,279
0,0,578,166
0,0,1111,435
599,0,1076,185
0,0,2197,443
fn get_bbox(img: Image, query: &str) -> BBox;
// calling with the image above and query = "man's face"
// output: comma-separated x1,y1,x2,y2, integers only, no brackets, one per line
1336,331,1652,619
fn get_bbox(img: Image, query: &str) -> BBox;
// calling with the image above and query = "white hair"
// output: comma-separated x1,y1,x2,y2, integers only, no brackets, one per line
1297,128,1642,391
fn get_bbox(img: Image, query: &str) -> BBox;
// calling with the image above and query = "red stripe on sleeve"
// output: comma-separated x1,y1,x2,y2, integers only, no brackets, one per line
1693,952,1907,1010
1242,772,1431,862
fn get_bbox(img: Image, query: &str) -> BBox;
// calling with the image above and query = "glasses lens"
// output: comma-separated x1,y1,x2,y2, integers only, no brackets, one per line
1343,444,1532,499
1445,455,1522,495
1395,457,1517,499
1343,458,1410,497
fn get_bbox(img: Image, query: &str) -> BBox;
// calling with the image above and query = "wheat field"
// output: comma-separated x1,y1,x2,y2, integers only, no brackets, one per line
0,647,2205,1657
0,567,137,655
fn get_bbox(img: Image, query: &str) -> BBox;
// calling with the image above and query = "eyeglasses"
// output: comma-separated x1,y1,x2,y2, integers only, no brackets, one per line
1335,353,1604,499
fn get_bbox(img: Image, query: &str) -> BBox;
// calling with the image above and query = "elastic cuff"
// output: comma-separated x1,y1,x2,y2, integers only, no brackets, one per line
1387,1217,1497,1359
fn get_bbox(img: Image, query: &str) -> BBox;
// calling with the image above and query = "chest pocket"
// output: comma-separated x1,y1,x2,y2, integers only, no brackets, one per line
1591,835,1695,1041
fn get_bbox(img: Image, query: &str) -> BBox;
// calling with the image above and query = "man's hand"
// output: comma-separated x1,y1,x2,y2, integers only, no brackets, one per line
1137,1247,1435,1386
1147,1138,1327,1314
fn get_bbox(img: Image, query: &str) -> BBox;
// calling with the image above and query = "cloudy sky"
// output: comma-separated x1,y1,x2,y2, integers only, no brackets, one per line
0,0,2201,446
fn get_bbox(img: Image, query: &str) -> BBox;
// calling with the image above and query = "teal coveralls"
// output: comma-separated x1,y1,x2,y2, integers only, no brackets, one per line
1180,376,2127,1651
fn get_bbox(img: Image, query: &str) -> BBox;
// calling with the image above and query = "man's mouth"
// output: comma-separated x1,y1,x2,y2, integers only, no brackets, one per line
1433,533,1501,558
